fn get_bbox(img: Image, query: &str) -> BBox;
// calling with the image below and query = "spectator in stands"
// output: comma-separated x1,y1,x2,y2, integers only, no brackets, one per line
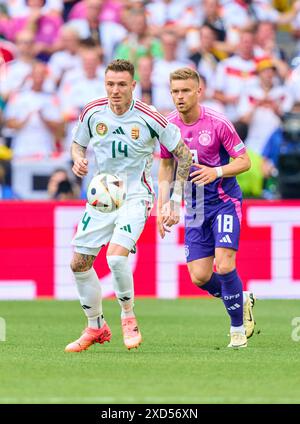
213,29,257,122
54,179,76,199
68,0,123,23
0,38,16,65
47,167,69,197
4,61,64,157
114,6,163,78
134,55,153,105
189,24,221,98
254,21,289,79
0,30,35,102
47,167,79,199
3,0,63,17
237,57,293,155
202,0,226,43
262,104,300,169
286,58,300,105
198,74,225,113
59,47,106,152
48,24,82,87
0,0,63,61
151,30,193,113
62,1,81,22
67,0,127,64
145,0,203,38
222,0,300,46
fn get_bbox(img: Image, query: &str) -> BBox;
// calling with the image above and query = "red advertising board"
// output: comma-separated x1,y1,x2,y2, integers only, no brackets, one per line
0,200,300,299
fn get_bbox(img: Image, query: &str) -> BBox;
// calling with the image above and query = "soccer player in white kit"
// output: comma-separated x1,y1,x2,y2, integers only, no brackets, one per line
65,59,192,352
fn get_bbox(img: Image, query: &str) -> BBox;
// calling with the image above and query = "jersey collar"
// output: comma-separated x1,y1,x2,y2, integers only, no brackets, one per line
107,99,135,119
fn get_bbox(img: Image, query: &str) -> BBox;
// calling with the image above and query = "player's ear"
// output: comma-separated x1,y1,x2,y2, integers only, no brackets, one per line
132,80,137,90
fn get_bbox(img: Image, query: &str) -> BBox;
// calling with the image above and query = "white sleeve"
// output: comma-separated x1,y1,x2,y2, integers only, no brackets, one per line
72,116,90,147
159,121,181,152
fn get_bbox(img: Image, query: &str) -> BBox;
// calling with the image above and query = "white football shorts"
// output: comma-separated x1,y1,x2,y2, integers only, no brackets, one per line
72,198,152,255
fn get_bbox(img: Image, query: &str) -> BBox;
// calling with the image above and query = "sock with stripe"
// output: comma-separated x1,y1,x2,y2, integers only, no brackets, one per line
73,268,105,329
218,269,244,332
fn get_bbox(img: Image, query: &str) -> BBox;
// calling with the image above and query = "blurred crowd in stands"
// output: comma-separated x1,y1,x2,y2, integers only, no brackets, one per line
1,0,300,200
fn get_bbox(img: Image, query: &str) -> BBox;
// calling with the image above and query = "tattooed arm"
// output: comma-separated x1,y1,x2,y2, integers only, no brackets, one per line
71,141,88,178
170,139,193,202
158,139,192,238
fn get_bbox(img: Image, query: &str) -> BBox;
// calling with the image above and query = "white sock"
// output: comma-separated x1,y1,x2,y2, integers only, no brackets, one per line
230,325,245,334
73,268,105,329
107,255,135,319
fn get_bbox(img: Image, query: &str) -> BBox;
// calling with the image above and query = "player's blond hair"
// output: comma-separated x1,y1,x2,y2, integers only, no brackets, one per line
105,59,135,78
170,67,200,84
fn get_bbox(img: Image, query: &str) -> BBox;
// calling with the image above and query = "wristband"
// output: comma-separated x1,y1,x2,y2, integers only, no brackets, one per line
215,166,223,178
170,192,182,203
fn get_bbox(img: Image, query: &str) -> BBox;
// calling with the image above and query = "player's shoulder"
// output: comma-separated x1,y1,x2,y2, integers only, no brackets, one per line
203,106,235,133
166,109,179,123
133,99,168,128
79,97,109,122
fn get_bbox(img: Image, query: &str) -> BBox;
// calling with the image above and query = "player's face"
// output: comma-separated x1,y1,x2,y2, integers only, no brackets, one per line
170,78,201,114
105,71,136,109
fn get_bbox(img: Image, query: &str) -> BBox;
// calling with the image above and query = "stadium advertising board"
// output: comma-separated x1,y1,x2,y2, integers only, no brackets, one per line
0,201,299,299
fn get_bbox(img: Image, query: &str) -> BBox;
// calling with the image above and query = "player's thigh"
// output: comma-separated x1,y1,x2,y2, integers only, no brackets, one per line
184,218,215,263
107,243,130,256
187,256,215,285
212,200,242,252
72,203,116,251
111,199,151,252
215,247,237,274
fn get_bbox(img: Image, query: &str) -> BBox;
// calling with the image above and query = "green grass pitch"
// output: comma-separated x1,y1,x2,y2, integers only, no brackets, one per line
0,298,300,404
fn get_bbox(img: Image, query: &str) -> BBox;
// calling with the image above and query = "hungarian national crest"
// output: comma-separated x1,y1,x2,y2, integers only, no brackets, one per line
96,122,108,136
131,126,140,140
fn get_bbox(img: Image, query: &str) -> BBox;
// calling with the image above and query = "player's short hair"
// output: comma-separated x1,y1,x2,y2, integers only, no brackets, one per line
105,59,135,78
170,67,200,84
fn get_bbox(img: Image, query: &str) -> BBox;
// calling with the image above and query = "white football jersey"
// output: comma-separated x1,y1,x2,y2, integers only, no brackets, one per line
73,97,181,202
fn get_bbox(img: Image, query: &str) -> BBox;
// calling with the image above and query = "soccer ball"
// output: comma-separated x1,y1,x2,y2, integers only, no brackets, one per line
87,173,126,213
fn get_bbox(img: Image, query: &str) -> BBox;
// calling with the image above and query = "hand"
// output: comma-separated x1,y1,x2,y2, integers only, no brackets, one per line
72,158,88,178
190,164,218,185
157,200,180,238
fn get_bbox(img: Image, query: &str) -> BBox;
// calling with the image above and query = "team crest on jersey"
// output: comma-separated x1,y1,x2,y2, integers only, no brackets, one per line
131,126,140,140
198,130,211,146
96,122,108,136
184,245,190,258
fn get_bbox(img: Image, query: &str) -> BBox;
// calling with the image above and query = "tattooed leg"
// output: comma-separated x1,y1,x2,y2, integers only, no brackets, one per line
70,252,96,272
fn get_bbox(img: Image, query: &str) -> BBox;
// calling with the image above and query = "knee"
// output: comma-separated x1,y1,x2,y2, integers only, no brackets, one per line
189,269,212,287
70,256,93,273
215,261,235,275
107,255,127,271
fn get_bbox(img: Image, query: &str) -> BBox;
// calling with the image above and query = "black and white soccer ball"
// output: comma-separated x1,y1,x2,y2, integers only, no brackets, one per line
87,173,126,213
